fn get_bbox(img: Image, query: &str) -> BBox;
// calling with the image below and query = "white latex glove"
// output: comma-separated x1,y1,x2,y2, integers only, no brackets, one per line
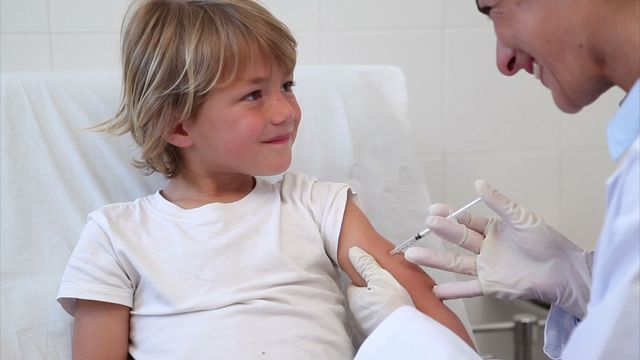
404,179,593,319
347,246,414,337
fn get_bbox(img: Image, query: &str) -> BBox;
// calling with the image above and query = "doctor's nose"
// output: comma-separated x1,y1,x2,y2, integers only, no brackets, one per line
496,39,533,76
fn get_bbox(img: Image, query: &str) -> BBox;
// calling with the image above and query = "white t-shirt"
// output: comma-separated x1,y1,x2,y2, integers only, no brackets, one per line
57,171,355,359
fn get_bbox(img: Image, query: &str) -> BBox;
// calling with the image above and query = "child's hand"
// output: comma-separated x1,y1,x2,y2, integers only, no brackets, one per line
347,246,414,337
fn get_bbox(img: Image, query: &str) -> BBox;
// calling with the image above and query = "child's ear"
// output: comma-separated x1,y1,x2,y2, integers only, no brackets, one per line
166,121,193,148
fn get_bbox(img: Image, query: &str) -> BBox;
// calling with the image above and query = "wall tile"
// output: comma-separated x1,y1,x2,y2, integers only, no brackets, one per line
444,152,562,228
444,0,493,28
262,0,320,30
561,150,615,250
292,30,321,64
50,0,129,32
1,2,621,332
51,34,120,71
421,156,445,204
1,0,49,33
560,87,625,150
445,29,563,153
320,29,445,155
320,0,443,29
0,35,51,72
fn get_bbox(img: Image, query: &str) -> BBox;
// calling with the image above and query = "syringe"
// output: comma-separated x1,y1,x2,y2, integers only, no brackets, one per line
389,197,483,255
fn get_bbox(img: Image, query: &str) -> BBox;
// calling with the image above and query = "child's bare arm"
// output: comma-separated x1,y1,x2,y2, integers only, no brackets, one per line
72,300,130,360
337,198,475,348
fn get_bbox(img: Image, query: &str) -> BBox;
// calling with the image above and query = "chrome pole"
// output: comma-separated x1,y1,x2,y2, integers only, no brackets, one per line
512,314,538,360
471,313,544,360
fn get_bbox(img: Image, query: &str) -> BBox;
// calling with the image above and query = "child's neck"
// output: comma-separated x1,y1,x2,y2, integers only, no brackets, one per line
161,172,255,210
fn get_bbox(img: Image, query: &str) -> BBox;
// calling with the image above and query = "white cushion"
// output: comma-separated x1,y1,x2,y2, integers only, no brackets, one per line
0,66,471,358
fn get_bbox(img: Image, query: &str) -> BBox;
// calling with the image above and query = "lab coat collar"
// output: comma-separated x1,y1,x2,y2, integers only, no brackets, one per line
607,79,640,161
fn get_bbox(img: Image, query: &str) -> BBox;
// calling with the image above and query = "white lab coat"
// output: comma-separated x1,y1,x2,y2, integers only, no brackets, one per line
354,306,481,360
543,76,640,357
356,80,640,360
545,136,639,359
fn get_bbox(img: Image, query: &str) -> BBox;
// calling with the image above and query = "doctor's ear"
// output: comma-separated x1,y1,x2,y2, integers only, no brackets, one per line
166,120,193,148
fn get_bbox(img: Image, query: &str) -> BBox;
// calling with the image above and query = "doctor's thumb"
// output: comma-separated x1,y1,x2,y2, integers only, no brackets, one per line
433,280,484,300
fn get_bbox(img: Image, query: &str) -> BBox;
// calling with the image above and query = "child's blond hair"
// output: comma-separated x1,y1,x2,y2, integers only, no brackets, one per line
100,0,297,177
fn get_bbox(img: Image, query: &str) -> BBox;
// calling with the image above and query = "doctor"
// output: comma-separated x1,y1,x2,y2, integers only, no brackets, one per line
350,0,639,359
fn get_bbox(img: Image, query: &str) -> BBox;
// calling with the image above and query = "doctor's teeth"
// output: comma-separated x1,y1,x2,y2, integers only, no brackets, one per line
533,62,541,79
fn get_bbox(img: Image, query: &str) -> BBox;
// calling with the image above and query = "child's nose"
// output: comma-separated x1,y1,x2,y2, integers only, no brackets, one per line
269,94,297,125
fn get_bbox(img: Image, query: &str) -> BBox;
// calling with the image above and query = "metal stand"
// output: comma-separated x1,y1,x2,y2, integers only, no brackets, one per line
472,313,546,360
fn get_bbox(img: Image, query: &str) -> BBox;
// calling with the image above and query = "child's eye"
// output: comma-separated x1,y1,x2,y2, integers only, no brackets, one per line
243,90,262,101
281,81,296,93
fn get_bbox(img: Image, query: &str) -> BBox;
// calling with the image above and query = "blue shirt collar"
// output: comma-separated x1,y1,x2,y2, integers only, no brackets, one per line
607,79,640,161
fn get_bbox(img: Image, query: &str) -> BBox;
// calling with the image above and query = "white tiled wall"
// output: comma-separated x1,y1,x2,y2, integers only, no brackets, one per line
1,0,621,251
2,2,624,358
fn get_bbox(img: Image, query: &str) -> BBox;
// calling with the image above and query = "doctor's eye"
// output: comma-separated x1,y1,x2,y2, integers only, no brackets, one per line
243,90,263,101
281,81,296,93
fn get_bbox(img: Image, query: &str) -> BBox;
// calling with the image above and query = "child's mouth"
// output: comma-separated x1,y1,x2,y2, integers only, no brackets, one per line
263,134,291,144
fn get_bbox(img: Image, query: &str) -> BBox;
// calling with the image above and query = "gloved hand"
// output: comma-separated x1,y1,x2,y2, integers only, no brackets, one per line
404,179,593,319
347,246,414,337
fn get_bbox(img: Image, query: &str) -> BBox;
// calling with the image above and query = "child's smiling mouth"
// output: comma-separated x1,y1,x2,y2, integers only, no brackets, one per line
262,133,291,144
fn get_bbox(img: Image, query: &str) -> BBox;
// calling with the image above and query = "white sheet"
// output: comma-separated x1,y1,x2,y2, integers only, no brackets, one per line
1,66,471,358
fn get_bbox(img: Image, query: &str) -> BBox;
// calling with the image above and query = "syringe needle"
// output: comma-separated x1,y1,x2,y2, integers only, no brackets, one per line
389,197,483,255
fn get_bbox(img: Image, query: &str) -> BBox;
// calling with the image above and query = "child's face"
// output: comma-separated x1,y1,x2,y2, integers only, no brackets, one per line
182,56,301,176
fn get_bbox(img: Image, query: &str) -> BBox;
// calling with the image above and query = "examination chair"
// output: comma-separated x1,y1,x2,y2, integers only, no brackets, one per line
0,66,472,358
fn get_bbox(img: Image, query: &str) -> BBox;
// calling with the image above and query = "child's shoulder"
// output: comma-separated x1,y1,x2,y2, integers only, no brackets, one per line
279,170,319,186
277,171,352,203
278,171,336,190
88,192,158,221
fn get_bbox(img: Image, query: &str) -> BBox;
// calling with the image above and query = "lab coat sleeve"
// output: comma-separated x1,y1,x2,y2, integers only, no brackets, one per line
543,305,581,359
562,167,640,359
354,306,481,360
561,270,640,359
543,250,594,359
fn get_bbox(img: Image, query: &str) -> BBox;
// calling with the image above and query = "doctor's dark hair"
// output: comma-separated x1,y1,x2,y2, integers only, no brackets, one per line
98,0,297,178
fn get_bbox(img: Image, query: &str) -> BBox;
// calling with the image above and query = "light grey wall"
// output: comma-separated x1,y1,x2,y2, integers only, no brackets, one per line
1,0,623,250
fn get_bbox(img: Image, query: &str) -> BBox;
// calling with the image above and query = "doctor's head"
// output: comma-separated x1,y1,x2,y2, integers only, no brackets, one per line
103,0,298,178
474,0,631,114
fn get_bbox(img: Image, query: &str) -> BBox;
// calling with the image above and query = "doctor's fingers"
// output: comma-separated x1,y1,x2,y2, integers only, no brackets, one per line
349,246,383,285
425,216,484,254
433,280,484,300
428,203,489,235
348,246,397,288
404,247,477,276
428,203,454,217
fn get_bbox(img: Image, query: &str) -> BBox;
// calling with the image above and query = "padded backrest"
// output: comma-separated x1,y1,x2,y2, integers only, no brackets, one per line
1,66,470,358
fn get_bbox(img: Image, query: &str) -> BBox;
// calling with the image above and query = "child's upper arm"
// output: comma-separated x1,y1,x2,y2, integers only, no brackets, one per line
336,197,435,291
72,299,130,360
336,197,475,347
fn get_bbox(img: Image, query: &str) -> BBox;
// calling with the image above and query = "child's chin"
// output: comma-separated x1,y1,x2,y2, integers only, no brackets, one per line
257,162,291,176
